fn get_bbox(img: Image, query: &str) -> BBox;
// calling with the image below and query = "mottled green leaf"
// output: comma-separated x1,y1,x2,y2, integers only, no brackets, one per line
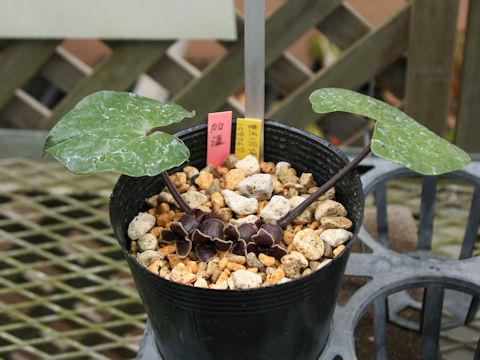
310,88,470,175
43,91,195,177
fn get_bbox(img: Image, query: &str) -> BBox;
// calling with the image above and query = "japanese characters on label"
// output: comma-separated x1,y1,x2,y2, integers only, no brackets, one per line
207,111,232,166
235,118,262,159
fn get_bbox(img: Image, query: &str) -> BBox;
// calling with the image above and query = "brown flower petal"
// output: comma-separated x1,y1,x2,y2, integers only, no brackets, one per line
196,243,218,263
176,237,192,258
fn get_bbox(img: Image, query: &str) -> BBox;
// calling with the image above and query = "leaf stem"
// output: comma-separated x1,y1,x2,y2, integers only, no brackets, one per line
161,171,193,215
277,143,371,228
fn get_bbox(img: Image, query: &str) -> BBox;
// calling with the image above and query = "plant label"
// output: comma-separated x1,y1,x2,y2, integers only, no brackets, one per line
207,111,232,166
235,118,262,159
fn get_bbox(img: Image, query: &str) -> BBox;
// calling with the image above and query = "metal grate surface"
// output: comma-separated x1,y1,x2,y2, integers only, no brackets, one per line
0,158,145,360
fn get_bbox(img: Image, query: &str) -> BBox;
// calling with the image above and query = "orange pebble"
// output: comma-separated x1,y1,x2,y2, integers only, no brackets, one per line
158,244,176,257
258,253,275,267
227,262,246,271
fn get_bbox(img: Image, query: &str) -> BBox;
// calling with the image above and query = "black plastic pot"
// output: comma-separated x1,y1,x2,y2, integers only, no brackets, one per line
110,120,364,360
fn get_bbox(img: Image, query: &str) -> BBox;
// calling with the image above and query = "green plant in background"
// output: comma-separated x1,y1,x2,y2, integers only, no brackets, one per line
43,88,471,229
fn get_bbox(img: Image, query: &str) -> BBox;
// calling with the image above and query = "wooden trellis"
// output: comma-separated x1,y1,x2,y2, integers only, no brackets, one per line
0,0,479,151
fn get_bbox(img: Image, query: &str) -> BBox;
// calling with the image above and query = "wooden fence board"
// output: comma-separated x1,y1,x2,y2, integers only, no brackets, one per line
317,2,370,50
147,52,200,95
376,57,407,99
1,89,51,129
266,4,411,128
456,0,480,152
266,53,313,97
166,0,343,132
0,40,59,109
404,0,459,136
42,41,172,128
265,3,370,97
41,47,92,92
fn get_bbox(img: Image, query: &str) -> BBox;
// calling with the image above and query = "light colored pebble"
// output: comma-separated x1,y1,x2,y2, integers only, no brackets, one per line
231,269,263,289
299,173,316,189
211,192,225,211
128,212,156,240
283,228,295,245
158,191,177,206
278,277,291,284
275,161,291,175
181,190,209,209
260,195,291,221
211,280,228,290
222,189,258,215
235,154,260,176
320,216,353,230
146,194,159,208
227,262,246,271
170,263,196,284
277,166,299,185
219,257,229,271
194,277,208,288
310,259,332,271
272,176,283,194
323,243,333,258
333,244,346,257
320,229,353,247
292,228,324,260
314,200,347,221
226,254,246,265
216,207,233,222
138,233,158,252
246,252,265,271
281,251,308,279
159,267,171,279
137,250,163,267
237,174,273,200
233,214,259,226
147,259,163,274
302,268,312,276
158,244,177,257
289,196,313,225
227,276,236,289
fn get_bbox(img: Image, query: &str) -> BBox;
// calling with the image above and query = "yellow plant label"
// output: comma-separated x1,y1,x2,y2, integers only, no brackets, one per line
235,118,262,159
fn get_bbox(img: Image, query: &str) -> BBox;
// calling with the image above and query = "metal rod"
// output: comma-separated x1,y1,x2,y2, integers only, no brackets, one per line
244,0,265,161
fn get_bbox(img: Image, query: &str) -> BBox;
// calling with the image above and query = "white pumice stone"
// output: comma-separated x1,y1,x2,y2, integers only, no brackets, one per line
222,189,258,215
314,200,347,221
289,196,313,224
275,161,291,176
128,212,156,240
293,228,324,260
231,269,263,289
235,154,260,176
281,251,308,279
136,250,163,267
237,174,273,200
158,191,177,206
138,233,158,252
320,228,353,247
181,190,208,209
234,215,260,226
260,195,291,221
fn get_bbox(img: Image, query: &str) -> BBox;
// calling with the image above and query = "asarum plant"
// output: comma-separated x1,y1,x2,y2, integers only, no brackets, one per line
43,89,471,262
